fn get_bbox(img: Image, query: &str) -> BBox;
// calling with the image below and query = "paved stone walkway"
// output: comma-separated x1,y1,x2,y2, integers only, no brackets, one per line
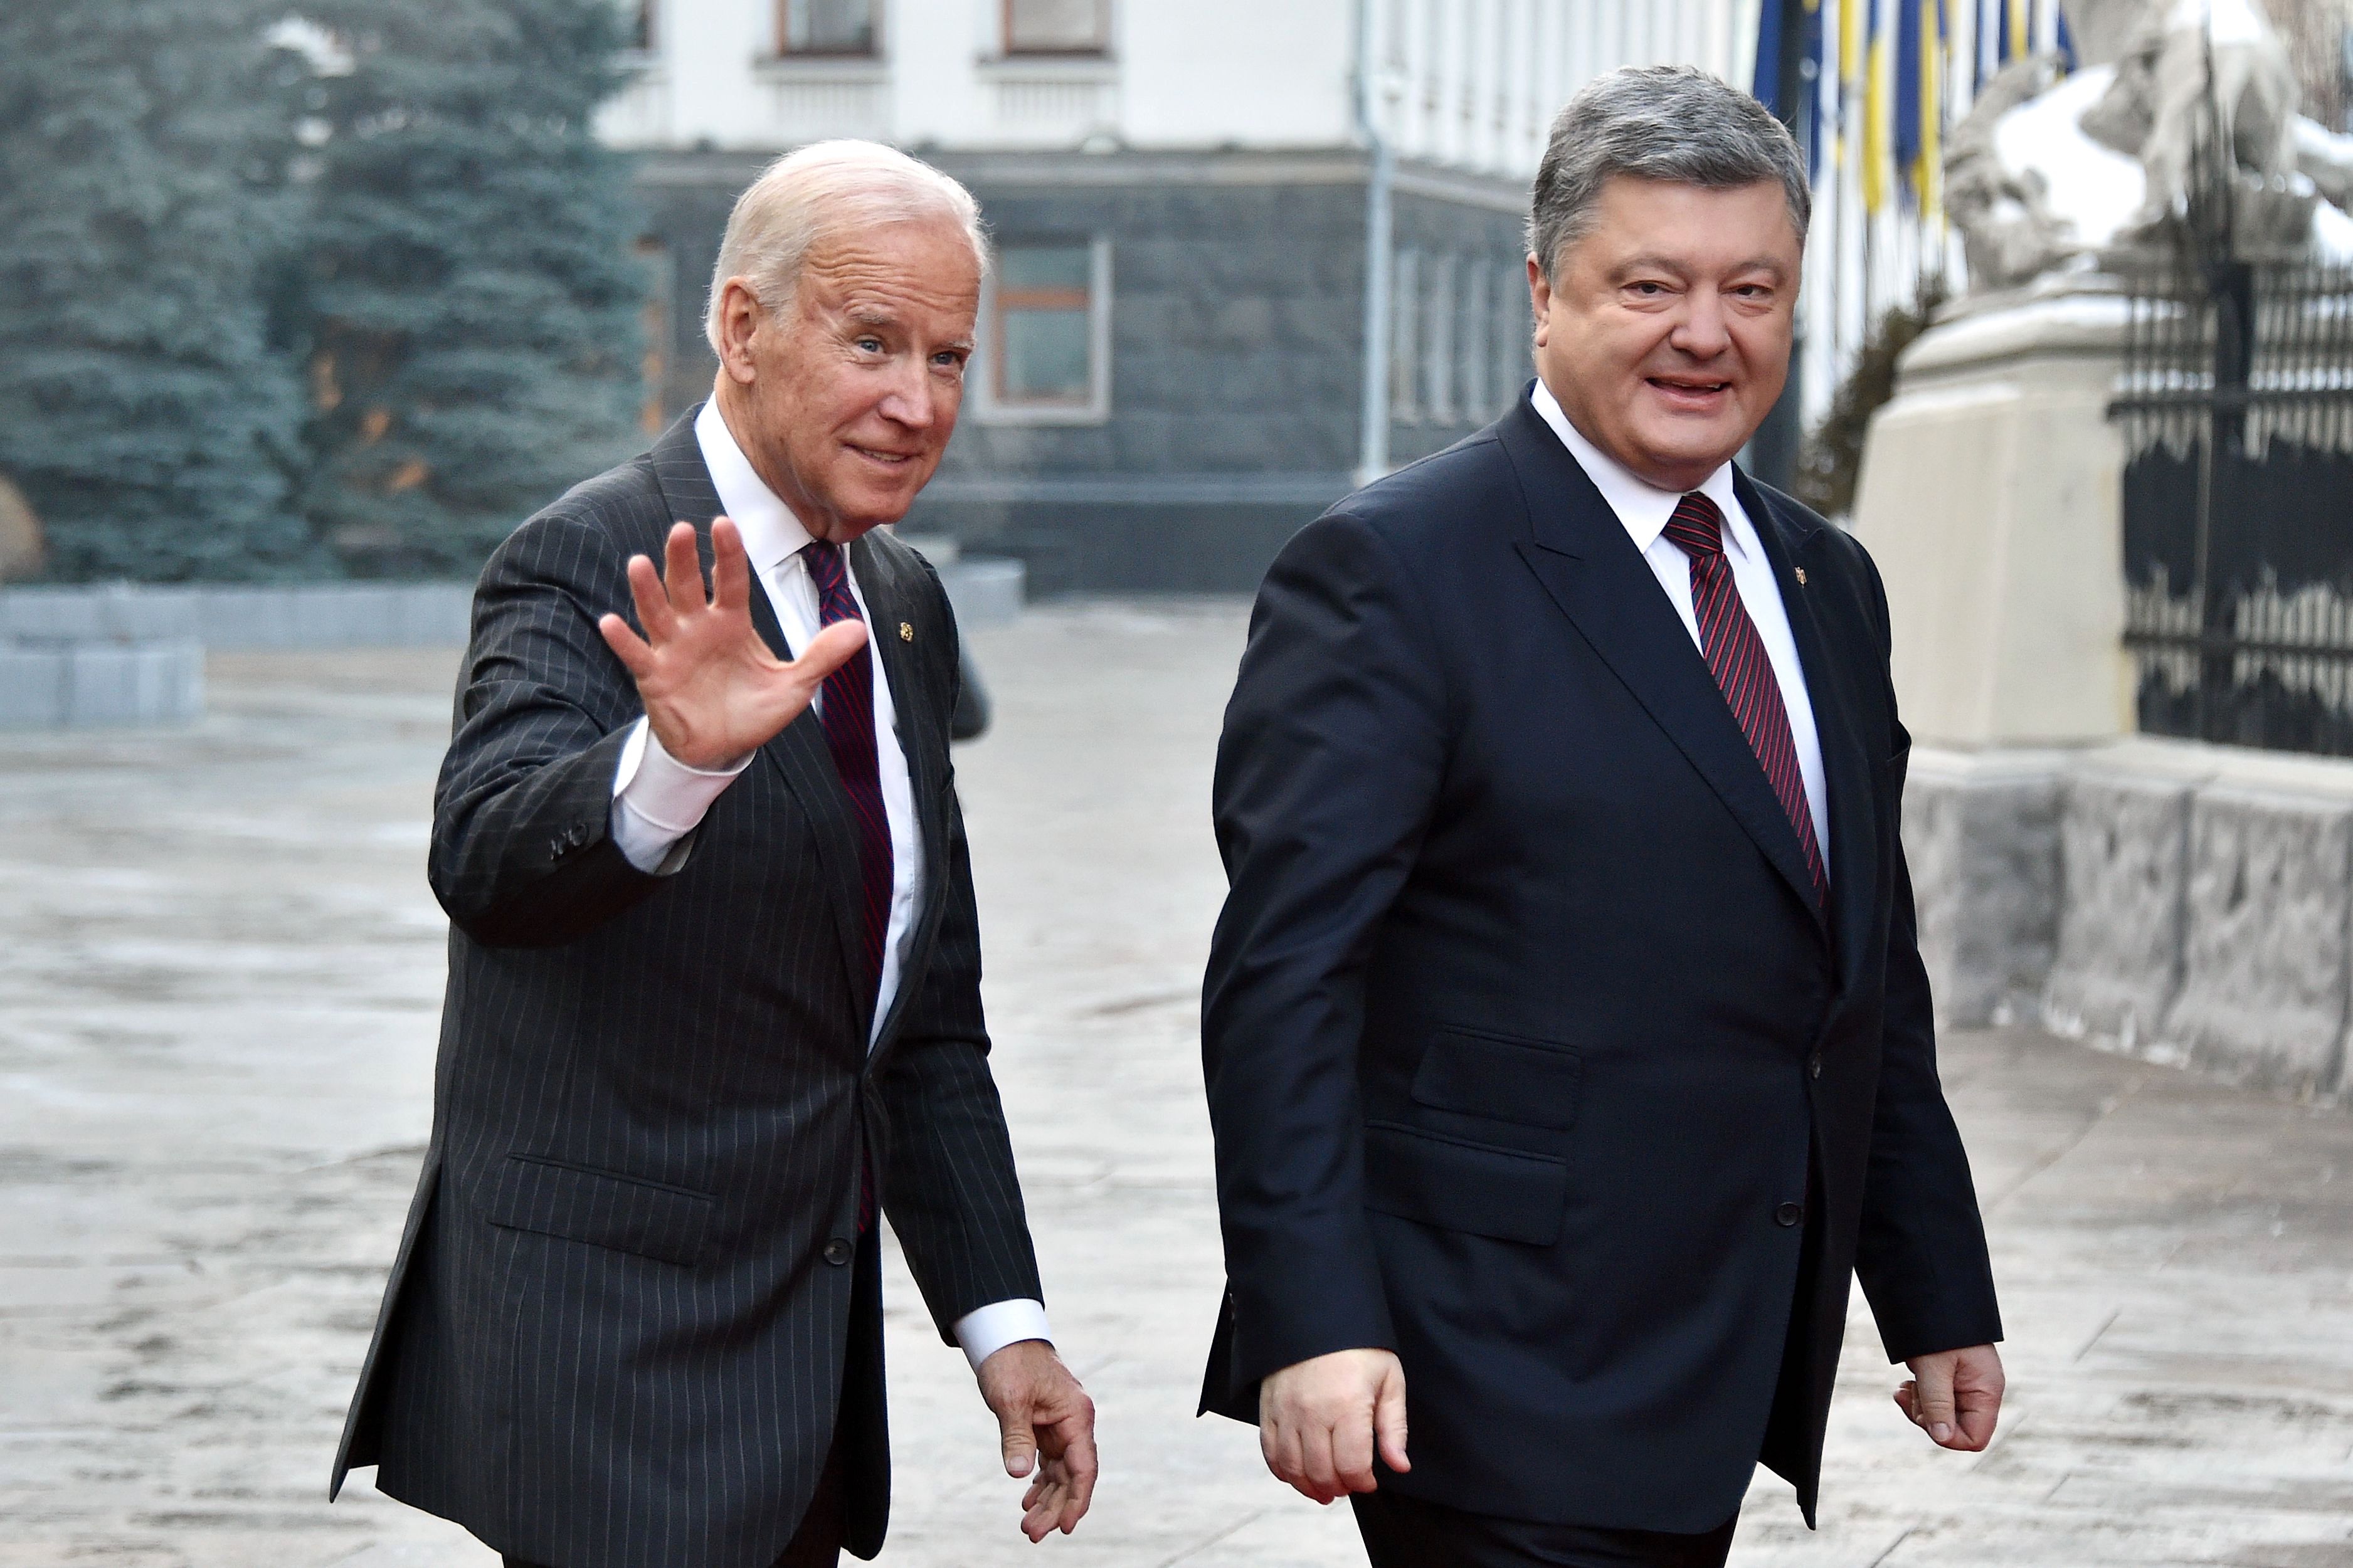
3,601,2350,1567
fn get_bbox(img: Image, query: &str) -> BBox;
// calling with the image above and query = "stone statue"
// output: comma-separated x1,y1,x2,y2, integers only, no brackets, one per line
1947,0,2353,292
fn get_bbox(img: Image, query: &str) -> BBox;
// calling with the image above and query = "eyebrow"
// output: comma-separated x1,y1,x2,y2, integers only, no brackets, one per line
1614,254,1790,283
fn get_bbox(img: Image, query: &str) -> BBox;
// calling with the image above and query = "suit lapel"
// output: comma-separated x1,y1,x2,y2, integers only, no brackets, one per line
1735,470,1882,991
646,406,875,1029
1496,400,1827,937
848,533,951,1055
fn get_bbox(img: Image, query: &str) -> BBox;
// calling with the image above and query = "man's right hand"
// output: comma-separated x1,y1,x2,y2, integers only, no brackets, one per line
1257,1347,1410,1504
598,518,868,770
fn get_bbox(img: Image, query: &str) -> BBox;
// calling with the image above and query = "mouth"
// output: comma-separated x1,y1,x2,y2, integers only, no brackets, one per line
1645,376,1734,409
849,445,921,471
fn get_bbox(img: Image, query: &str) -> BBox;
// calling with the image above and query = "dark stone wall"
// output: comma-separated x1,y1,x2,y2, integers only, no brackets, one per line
628,150,1528,595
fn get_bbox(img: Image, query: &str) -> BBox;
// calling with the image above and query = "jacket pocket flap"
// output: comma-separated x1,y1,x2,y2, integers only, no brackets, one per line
1410,1028,1582,1129
1362,1122,1568,1246
480,1155,716,1269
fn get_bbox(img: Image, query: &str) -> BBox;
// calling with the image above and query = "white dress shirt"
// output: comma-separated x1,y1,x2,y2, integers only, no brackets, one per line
605,398,1050,1371
1530,380,1831,873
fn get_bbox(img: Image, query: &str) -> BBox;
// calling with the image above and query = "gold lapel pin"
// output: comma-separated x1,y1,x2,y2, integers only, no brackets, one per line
899,621,914,642
1794,567,1808,586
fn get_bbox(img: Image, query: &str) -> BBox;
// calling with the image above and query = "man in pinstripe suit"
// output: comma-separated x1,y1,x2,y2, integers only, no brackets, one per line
330,141,1097,1568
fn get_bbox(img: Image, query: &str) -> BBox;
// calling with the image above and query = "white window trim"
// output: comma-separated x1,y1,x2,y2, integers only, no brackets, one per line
973,235,1113,427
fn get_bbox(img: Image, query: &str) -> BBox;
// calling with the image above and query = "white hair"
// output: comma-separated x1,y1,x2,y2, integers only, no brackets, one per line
702,139,988,355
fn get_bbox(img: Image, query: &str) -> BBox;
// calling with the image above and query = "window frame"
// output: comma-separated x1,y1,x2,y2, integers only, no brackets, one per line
975,235,1114,426
1002,0,1112,58
775,0,883,59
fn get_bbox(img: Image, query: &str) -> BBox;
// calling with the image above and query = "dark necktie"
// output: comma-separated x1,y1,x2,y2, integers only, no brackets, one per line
800,539,894,1001
1661,492,1827,908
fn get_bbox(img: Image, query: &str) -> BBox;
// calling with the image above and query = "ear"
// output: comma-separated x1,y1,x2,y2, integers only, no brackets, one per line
1526,253,1553,350
715,279,764,386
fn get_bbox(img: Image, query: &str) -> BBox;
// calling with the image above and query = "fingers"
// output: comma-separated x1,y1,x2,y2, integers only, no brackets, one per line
1297,1420,1341,1505
999,1406,1038,1481
662,521,704,619
1330,1394,1377,1495
790,618,869,687
625,552,677,646
708,515,751,614
598,612,655,679
1051,1408,1099,1533
1373,1359,1411,1475
1909,1357,1959,1446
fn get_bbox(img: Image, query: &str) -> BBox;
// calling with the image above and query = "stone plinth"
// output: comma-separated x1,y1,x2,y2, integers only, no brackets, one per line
1901,748,2066,1026
0,638,203,729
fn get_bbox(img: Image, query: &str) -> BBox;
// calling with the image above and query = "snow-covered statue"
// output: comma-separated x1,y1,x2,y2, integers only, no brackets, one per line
1947,0,2353,292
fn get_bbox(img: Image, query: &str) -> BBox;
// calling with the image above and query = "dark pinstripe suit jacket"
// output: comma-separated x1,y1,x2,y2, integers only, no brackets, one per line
330,408,1044,1568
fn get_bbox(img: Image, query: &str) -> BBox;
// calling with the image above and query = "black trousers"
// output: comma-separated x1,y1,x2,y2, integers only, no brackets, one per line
1352,1488,1738,1568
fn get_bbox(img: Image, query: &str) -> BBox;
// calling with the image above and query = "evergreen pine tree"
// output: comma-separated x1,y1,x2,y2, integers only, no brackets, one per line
289,0,646,577
0,0,315,582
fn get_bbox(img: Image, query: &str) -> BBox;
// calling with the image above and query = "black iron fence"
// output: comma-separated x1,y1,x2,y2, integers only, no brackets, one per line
2111,261,2353,755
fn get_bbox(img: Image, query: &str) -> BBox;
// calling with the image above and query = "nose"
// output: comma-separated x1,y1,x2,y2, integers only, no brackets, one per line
877,356,937,431
1670,288,1733,361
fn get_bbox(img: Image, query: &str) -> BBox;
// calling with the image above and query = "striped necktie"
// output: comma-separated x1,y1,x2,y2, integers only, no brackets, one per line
1660,492,1827,908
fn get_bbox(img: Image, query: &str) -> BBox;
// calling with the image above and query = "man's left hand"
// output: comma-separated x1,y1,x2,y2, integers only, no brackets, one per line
976,1340,1097,1542
1895,1342,2004,1451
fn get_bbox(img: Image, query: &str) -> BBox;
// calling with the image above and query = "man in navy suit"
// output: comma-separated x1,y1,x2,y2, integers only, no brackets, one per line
1200,67,2004,1567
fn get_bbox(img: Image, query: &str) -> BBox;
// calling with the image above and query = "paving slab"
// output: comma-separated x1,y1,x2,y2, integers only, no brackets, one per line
1,607,2350,1567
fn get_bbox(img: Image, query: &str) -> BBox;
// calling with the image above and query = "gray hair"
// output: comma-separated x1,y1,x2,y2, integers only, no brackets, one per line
1526,66,1809,281
703,140,988,355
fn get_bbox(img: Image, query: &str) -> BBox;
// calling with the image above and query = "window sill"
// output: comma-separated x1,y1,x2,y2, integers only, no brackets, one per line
976,55,1118,81
972,400,1112,427
753,55,890,81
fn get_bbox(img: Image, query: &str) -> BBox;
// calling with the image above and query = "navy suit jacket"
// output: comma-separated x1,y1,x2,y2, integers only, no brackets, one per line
331,409,1042,1568
1198,392,2001,1530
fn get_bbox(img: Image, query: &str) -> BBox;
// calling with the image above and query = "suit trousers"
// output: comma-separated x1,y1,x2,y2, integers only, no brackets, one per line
1351,1488,1737,1568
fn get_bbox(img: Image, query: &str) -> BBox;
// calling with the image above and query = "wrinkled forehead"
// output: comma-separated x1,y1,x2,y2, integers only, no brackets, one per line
1567,176,1802,273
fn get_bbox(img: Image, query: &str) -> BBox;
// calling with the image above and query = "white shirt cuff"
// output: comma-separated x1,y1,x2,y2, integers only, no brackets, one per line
953,1298,1052,1372
608,718,751,873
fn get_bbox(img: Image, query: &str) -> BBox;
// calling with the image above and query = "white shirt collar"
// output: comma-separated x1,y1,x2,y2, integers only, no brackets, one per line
694,397,816,572
1529,377,1750,560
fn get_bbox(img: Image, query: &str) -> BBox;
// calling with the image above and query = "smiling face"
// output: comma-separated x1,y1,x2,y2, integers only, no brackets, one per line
1530,175,1800,494
712,216,980,542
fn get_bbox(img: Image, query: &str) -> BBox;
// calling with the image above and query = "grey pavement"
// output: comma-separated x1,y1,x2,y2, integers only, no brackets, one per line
3,600,2351,1567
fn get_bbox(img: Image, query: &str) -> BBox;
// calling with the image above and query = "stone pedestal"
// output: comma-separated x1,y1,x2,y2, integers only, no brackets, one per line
1852,282,2135,750
1854,281,2140,1028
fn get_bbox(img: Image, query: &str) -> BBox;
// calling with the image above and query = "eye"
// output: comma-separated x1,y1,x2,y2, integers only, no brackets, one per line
1628,280,1670,297
854,335,884,354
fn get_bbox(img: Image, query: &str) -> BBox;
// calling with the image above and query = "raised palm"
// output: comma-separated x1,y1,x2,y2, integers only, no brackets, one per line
598,518,867,771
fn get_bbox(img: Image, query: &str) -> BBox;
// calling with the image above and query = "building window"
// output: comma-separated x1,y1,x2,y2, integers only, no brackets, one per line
1005,0,1109,55
1390,246,1421,423
981,238,1112,423
1422,251,1456,424
780,0,877,56
1458,257,1489,422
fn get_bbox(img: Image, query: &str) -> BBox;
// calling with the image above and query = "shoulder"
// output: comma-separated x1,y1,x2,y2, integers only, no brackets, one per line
481,450,669,590
1276,429,1515,579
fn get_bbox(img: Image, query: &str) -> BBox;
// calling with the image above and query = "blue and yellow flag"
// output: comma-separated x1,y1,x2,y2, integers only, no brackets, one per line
1861,0,1894,214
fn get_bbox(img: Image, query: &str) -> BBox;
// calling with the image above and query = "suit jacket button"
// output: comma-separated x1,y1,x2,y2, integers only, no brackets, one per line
1808,1054,1823,1079
1775,1201,1806,1228
823,1238,854,1266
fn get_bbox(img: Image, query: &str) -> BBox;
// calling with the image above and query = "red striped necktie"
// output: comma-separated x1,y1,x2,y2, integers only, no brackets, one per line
1660,492,1827,909
800,539,894,999
803,538,889,1235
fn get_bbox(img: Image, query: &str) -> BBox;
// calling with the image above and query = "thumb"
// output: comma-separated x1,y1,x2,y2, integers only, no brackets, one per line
791,618,869,685
1373,1360,1410,1475
1911,1360,1957,1444
1000,1406,1038,1480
